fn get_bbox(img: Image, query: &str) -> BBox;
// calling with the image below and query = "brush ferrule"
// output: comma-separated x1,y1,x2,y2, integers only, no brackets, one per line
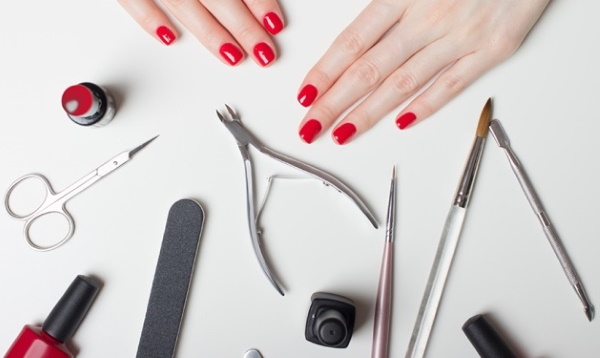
453,137,485,208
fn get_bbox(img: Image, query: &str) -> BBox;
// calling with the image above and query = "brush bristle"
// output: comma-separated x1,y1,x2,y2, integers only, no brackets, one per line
476,98,493,138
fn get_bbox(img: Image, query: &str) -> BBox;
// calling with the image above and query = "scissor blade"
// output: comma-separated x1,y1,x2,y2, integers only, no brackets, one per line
96,136,158,177
129,135,159,158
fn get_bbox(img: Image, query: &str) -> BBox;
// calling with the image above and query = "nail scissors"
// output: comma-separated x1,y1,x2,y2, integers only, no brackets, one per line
217,105,377,295
5,136,158,252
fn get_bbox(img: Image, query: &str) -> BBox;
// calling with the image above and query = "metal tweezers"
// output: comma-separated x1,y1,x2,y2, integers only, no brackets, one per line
217,105,378,295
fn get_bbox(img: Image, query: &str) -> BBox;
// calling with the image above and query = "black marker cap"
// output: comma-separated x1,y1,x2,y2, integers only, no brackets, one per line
42,275,101,343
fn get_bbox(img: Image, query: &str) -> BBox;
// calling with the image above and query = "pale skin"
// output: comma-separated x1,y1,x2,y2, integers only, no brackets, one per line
119,0,551,144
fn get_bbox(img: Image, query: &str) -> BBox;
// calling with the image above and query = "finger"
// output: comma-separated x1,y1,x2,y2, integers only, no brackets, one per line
118,0,178,45
298,19,445,145
396,51,492,130
242,0,285,35
331,38,461,143
204,0,278,67
159,0,245,66
297,0,405,107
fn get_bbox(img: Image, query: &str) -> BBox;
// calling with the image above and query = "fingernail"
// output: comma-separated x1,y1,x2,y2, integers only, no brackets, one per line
297,84,318,107
156,26,176,45
333,123,357,145
254,42,275,67
263,12,284,35
299,119,322,144
220,43,244,66
396,112,417,130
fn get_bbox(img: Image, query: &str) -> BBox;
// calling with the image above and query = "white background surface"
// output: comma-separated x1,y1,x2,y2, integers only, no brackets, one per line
0,1,599,357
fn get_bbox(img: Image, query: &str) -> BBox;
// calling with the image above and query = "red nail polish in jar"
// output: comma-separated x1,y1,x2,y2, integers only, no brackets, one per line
5,275,101,358
61,82,116,127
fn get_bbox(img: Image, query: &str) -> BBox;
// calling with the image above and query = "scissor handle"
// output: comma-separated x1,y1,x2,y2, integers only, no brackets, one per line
23,209,75,252
5,173,57,219
5,173,76,251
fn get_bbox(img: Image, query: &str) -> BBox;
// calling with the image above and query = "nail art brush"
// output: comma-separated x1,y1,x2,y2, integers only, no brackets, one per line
372,166,396,358
406,98,493,358
489,119,594,321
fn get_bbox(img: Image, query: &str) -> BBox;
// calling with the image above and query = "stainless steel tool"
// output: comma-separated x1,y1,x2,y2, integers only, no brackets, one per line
5,136,158,251
489,119,594,321
217,105,378,296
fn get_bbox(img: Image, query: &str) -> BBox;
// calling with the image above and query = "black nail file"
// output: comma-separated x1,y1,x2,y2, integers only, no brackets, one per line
136,199,205,358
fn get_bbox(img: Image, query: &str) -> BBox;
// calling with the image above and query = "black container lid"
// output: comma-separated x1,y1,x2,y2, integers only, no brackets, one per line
42,275,100,343
462,314,517,358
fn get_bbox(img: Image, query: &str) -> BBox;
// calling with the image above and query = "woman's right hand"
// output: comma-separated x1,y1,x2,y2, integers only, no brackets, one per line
118,0,285,67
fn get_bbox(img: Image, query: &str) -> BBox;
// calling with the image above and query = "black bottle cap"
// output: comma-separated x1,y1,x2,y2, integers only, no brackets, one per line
42,275,100,343
462,314,517,358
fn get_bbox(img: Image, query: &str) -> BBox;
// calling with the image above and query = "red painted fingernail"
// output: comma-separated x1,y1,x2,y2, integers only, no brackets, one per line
156,26,176,45
254,42,275,67
263,12,284,35
299,119,322,144
333,123,357,145
297,84,318,107
396,112,417,130
220,43,244,66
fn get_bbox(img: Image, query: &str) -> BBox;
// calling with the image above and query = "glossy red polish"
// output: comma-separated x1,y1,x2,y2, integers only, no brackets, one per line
263,12,284,35
299,119,322,144
333,123,357,145
220,43,244,66
5,275,100,358
297,84,318,107
396,112,417,130
156,26,176,45
253,42,275,67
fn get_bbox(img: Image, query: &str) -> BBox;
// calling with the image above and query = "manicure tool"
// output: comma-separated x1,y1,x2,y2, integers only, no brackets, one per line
137,199,205,358
372,167,396,358
5,136,158,252
217,105,378,296
489,119,595,321
462,314,517,358
244,349,264,358
406,98,493,358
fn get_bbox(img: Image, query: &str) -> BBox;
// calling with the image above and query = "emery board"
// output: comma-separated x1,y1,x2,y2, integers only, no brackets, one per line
136,199,205,358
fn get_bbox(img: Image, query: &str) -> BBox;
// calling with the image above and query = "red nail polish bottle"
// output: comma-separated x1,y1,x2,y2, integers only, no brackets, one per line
5,275,100,358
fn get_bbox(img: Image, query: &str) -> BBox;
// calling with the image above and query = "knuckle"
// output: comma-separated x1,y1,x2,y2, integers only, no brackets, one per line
234,25,256,45
352,108,377,127
163,0,189,9
337,30,365,56
492,37,519,58
316,100,338,121
390,70,420,95
484,28,523,60
311,68,332,86
348,59,381,88
243,0,259,7
440,73,466,93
